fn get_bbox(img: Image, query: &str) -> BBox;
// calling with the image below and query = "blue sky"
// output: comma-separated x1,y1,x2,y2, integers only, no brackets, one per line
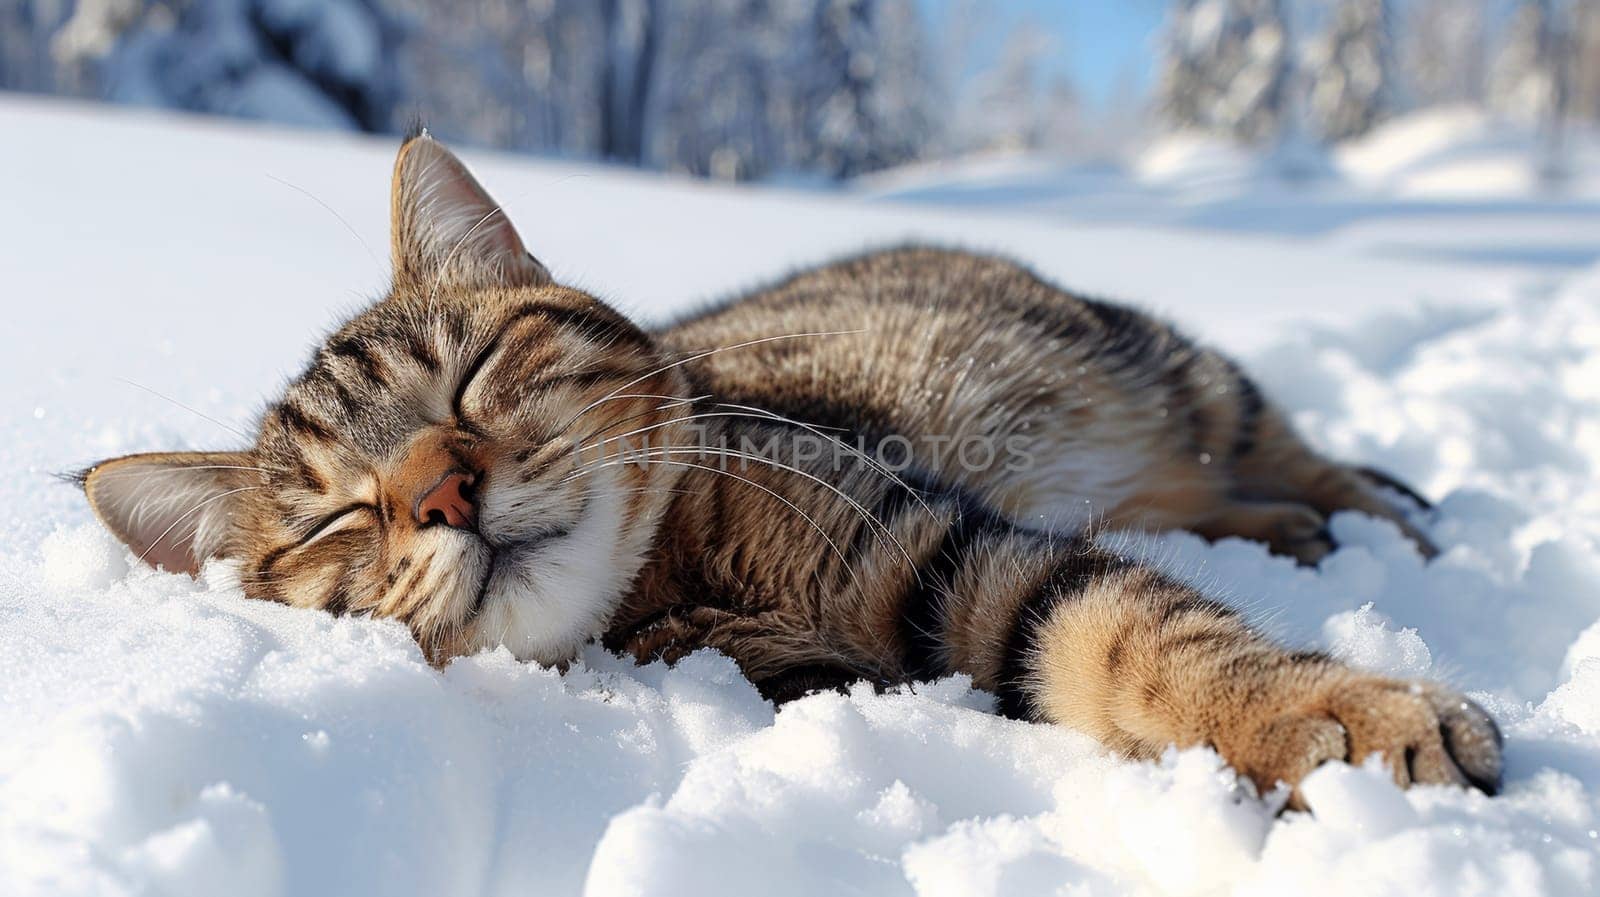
919,0,1172,108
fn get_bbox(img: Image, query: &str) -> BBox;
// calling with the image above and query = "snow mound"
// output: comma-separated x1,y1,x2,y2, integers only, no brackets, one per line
1333,106,1587,198
1133,131,1262,189
1336,107,1499,185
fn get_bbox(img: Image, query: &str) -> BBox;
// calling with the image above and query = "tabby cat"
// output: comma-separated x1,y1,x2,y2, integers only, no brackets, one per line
80,132,1501,804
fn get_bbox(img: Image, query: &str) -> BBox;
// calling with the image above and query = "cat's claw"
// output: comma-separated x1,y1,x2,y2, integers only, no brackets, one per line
1228,675,1502,809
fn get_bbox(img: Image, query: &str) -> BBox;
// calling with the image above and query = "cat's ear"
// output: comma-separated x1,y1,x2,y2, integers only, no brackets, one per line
390,130,551,292
80,452,263,576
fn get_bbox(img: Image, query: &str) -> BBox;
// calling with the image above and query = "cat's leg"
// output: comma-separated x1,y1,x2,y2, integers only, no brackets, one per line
1228,407,1438,557
1001,551,1501,804
1190,500,1333,565
610,605,873,699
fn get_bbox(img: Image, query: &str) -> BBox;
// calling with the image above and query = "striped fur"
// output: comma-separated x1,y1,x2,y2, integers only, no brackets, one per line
80,135,1500,802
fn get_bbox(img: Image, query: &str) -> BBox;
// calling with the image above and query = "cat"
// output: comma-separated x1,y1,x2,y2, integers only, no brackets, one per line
78,130,1501,805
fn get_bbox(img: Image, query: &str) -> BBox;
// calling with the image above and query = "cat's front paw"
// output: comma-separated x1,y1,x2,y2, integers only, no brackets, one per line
1228,674,1502,807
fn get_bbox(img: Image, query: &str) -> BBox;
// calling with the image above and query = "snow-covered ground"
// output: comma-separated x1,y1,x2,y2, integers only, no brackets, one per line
866,107,1600,276
3,94,1600,896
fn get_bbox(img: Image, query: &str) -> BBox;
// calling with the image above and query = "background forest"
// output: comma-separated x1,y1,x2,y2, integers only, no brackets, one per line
2,0,1596,183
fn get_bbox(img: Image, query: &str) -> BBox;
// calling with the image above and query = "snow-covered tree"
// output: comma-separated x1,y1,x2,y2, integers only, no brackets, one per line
395,0,608,156
933,6,1085,158
1571,0,1600,122
643,0,932,180
0,0,75,94
1401,0,1488,108
795,0,931,178
1489,0,1570,126
1306,0,1394,142
1490,0,1572,183
395,0,668,164
40,0,407,132
2,0,937,182
641,0,798,180
598,0,657,164
966,21,1056,151
1209,0,1293,145
1089,66,1148,159
1154,0,1211,133
1037,74,1086,155
1154,0,1293,144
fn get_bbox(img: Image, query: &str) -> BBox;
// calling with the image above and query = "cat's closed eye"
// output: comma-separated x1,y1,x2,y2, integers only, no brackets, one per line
452,340,501,421
299,504,378,548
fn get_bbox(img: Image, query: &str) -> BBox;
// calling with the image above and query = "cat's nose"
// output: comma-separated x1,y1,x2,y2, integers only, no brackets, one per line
417,470,477,529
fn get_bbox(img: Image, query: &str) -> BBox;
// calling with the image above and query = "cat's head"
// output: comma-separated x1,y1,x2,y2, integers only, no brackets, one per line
80,133,692,664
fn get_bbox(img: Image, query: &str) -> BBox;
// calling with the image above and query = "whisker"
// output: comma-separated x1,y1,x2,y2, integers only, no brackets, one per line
564,445,916,573
562,393,708,448
575,408,847,459
577,405,938,530
427,205,505,313
136,486,261,565
265,174,383,273
116,378,252,442
711,401,940,524
231,572,284,586
678,445,919,572
576,410,775,454
569,456,862,590
553,329,865,438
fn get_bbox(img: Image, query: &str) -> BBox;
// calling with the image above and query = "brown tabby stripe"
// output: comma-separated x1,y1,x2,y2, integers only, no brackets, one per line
275,402,336,442
322,576,352,616
400,332,441,372
505,301,652,351
1287,648,1333,665
257,542,292,578
1156,594,1237,626
1014,302,1096,347
993,549,1134,719
388,551,434,617
291,455,327,492
328,336,388,384
307,364,359,412
898,490,1009,680
1221,360,1264,461
1081,298,1168,376
847,476,926,559
383,556,411,588
683,380,895,451
1158,353,1205,456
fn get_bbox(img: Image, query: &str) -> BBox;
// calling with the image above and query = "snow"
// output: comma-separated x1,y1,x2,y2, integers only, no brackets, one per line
867,108,1600,272
1134,131,1262,187
1336,107,1600,198
4,93,1600,895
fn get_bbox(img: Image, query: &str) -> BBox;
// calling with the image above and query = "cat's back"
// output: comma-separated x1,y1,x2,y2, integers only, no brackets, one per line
658,245,1093,435
663,246,1083,346
657,245,1197,432
656,246,1233,529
